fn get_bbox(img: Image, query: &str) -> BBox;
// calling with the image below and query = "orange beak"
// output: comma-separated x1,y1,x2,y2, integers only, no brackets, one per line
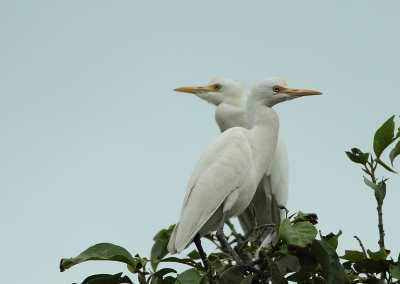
173,85,214,94
284,88,322,97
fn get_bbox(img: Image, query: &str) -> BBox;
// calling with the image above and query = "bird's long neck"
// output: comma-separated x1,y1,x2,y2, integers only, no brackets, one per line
215,101,250,132
245,90,278,124
246,100,280,181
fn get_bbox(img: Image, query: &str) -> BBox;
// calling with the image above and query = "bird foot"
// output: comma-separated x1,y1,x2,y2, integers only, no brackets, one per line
216,212,262,275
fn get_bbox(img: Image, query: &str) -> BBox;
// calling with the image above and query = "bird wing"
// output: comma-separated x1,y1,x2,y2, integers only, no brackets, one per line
237,132,289,240
266,132,289,225
168,127,253,254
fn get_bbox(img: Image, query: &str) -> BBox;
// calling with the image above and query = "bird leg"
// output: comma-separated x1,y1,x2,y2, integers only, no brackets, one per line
216,212,261,274
193,234,209,270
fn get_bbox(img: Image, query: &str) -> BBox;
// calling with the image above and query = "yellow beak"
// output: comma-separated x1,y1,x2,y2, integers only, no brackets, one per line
284,88,322,97
173,85,214,94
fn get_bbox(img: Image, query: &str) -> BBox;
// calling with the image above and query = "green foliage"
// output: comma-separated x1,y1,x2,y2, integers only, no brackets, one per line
374,115,396,159
279,218,317,249
345,150,369,166
60,212,354,283
59,243,141,273
217,266,245,284
343,114,399,283
311,240,350,283
175,268,206,284
390,140,400,166
292,211,318,225
151,225,174,271
79,273,133,284
319,230,342,250
389,254,400,280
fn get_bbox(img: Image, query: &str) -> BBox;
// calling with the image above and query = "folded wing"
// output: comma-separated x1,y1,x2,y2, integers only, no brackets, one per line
168,128,253,254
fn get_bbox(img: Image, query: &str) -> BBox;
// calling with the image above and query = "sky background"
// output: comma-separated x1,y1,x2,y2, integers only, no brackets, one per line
1,1,400,283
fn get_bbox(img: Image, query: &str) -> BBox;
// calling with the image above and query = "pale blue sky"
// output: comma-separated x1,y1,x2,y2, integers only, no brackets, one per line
1,1,400,283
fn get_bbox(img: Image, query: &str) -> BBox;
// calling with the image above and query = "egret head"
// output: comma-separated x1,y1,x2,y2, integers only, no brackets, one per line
173,78,246,106
250,77,322,107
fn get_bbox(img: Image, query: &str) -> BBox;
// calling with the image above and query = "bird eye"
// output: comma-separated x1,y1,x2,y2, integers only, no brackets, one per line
273,86,280,92
214,84,222,90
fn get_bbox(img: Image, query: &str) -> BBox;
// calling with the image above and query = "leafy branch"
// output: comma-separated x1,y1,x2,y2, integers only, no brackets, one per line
59,115,400,284
344,115,400,283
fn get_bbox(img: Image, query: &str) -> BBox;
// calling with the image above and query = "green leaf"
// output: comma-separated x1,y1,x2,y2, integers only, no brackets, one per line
374,115,396,158
389,253,400,280
353,258,387,274
274,254,301,273
280,218,317,249
340,250,365,263
276,244,289,254
293,211,318,225
311,240,350,284
242,245,258,254
187,250,201,260
375,158,397,173
207,254,225,274
155,257,201,270
239,274,256,284
345,151,370,165
60,243,137,272
311,240,333,282
286,271,308,282
342,260,352,270
367,247,389,261
389,140,400,166
151,227,173,271
161,276,177,284
153,225,174,241
330,258,352,284
390,264,400,280
296,252,319,273
176,268,204,284
149,268,177,281
80,273,133,284
319,230,342,250
266,256,286,284
217,265,245,284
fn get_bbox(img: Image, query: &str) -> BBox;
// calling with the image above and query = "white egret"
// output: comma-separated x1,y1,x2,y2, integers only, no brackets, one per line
168,77,321,268
173,78,289,240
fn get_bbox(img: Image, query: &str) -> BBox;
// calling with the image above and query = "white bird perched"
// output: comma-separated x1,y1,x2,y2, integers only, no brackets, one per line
173,78,289,240
168,77,321,268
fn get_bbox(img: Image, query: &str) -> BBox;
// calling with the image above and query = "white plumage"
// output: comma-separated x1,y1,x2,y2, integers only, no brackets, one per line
173,77,289,238
168,77,321,254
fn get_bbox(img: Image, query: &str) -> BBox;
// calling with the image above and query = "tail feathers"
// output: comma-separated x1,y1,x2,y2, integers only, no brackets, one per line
167,222,195,254
167,223,179,254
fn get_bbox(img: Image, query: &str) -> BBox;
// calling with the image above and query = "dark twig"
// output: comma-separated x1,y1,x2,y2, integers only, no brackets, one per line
225,220,243,246
354,236,368,259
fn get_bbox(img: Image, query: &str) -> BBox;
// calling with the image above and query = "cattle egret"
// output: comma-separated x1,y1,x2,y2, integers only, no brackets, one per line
168,77,321,268
173,78,289,241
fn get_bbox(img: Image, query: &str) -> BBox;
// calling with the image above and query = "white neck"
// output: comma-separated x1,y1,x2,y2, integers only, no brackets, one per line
246,101,280,182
